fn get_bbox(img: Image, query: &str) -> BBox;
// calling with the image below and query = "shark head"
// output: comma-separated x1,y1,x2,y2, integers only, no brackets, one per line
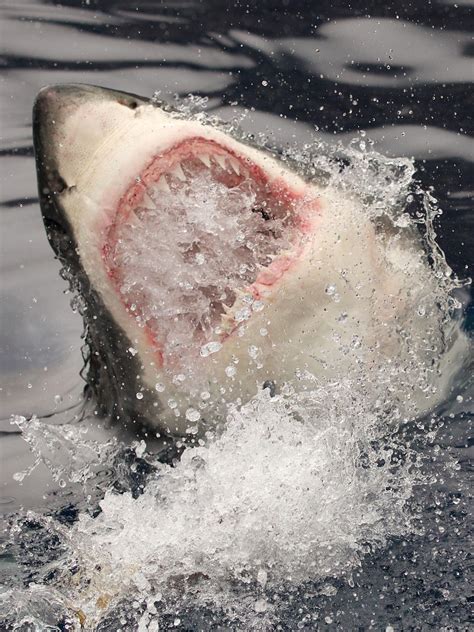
33,84,466,435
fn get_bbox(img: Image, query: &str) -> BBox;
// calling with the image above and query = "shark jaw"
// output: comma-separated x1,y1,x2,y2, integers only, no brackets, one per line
103,135,317,372
33,84,465,435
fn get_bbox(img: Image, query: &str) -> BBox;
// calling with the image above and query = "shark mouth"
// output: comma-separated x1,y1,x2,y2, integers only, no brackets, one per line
102,137,313,369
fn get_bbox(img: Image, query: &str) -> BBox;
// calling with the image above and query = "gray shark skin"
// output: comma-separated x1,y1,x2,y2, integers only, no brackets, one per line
33,84,467,437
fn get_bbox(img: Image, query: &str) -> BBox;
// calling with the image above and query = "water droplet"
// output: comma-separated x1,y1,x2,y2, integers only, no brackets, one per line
136,392,144,400
185,408,200,422
134,440,146,458
254,599,268,613
248,345,260,359
155,383,165,392
225,365,236,378
235,306,251,322
200,341,222,357
257,568,268,587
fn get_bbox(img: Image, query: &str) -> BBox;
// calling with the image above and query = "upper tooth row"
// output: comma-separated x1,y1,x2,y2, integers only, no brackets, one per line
198,153,241,175
157,154,241,188
140,153,242,203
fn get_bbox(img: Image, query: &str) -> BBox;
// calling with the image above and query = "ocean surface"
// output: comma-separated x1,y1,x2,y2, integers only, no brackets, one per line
0,1,472,630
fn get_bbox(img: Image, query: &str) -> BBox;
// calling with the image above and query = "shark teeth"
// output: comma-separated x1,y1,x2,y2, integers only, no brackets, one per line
213,154,227,170
229,157,240,175
198,154,212,168
140,192,157,210
195,152,242,175
142,151,245,214
171,162,186,181
156,175,171,193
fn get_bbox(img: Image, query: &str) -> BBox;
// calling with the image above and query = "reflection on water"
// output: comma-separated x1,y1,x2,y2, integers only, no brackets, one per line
0,1,472,630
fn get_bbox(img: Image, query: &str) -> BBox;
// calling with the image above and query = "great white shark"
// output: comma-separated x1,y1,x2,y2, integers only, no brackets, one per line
33,84,467,436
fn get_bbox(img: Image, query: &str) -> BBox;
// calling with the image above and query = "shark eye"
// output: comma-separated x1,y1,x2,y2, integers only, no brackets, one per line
44,169,68,194
117,98,139,110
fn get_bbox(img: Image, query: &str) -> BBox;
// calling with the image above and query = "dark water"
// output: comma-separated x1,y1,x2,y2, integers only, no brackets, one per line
0,1,473,630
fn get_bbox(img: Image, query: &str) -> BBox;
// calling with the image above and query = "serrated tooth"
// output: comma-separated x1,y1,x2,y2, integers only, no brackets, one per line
214,154,227,170
198,154,211,168
171,163,186,181
156,176,170,193
141,192,156,209
229,158,240,175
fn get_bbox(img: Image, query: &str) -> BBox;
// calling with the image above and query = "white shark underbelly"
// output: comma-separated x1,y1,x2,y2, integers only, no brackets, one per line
33,84,467,435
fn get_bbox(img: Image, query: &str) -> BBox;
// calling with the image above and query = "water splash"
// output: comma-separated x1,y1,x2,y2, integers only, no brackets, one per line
66,379,424,629
11,414,118,488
